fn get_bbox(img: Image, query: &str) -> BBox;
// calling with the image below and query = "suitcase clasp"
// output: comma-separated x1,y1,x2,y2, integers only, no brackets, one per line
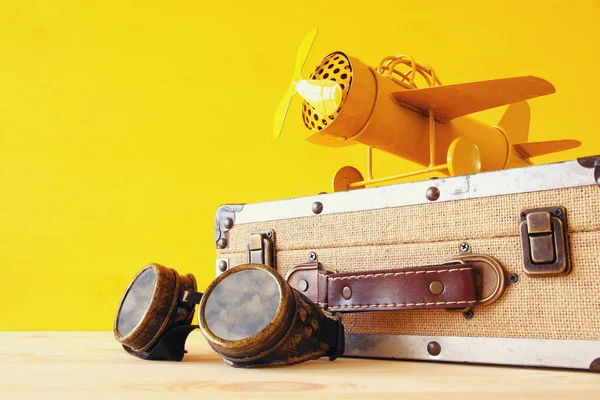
520,207,571,277
246,231,276,268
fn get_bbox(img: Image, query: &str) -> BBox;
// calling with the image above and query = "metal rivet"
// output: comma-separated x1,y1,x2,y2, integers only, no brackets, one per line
553,208,562,217
474,274,482,288
426,187,440,201
463,310,474,319
508,273,519,284
520,211,527,219
342,286,352,299
590,358,600,372
217,238,227,249
427,341,441,356
429,281,444,295
298,279,309,292
308,252,317,261
312,201,323,215
223,217,234,230
460,242,470,252
218,260,228,272
266,231,273,238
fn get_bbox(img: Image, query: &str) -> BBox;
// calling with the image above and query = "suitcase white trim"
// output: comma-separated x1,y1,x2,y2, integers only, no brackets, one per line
230,160,596,225
345,334,600,370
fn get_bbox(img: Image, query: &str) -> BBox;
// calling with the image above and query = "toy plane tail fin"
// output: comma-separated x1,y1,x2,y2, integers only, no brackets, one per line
498,101,581,167
497,101,530,145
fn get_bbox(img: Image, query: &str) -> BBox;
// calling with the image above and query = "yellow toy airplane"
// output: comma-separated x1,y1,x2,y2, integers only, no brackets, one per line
273,28,581,192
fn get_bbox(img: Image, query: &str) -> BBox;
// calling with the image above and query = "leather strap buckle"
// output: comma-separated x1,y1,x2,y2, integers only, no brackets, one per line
443,253,506,308
284,259,334,308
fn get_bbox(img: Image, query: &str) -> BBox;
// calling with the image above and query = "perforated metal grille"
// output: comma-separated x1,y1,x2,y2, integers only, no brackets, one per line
302,53,352,132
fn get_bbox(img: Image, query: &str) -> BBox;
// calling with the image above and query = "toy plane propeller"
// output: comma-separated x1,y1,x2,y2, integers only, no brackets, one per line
273,30,581,191
272,28,342,139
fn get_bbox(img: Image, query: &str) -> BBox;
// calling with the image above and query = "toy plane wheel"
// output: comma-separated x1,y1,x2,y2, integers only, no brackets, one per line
447,137,482,176
333,166,365,192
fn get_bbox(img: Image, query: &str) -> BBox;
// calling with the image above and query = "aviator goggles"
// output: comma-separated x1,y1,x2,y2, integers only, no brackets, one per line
114,262,344,367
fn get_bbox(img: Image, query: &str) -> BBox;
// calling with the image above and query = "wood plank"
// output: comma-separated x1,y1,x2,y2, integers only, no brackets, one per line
0,332,599,400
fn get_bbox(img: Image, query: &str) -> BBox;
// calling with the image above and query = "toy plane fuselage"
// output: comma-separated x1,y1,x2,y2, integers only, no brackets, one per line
301,52,580,188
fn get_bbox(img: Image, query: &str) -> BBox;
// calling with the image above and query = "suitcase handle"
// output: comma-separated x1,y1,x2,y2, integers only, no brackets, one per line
285,254,505,313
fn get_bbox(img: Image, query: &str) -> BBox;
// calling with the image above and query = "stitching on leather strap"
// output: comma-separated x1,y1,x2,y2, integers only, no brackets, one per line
328,300,477,310
329,267,472,281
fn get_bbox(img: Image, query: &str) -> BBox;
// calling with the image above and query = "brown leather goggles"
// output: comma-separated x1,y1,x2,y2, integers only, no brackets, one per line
114,263,344,367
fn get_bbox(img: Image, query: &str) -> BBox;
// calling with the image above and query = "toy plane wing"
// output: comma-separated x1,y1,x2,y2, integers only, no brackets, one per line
513,140,581,158
391,76,556,121
305,132,357,147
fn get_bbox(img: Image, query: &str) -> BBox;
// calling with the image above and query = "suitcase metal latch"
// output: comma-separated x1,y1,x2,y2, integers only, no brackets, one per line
520,207,571,277
246,231,275,268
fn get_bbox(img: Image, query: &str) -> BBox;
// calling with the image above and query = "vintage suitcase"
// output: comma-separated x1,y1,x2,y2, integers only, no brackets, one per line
213,156,600,371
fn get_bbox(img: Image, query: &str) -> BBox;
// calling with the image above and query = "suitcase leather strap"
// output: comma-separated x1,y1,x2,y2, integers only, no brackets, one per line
285,263,478,312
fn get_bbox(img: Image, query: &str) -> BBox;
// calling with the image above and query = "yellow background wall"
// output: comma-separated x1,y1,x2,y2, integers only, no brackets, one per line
1,0,599,330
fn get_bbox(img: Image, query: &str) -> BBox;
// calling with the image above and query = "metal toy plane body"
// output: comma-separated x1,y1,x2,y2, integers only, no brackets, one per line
273,29,581,191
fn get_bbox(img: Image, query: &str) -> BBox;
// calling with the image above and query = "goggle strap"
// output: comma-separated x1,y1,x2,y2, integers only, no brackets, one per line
318,316,345,361
180,290,203,305
123,324,198,361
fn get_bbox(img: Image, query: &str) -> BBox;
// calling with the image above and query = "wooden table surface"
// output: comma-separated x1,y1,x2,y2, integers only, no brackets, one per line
1,332,599,400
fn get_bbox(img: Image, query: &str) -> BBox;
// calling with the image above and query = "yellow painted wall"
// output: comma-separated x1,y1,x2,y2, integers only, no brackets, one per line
1,0,599,330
